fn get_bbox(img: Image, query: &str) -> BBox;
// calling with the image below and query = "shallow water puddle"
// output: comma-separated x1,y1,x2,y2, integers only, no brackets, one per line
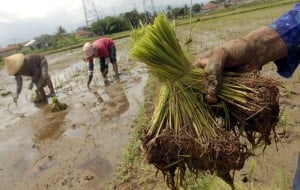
76,155,112,179
33,108,68,142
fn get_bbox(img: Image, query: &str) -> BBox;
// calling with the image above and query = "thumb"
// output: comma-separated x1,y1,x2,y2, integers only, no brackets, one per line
192,58,209,69
205,94,218,104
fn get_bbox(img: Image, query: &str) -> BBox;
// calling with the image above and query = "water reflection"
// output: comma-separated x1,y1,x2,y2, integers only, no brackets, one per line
32,107,68,144
90,81,129,122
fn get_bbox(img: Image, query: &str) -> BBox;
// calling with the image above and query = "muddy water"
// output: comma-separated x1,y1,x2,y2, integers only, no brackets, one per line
0,37,149,189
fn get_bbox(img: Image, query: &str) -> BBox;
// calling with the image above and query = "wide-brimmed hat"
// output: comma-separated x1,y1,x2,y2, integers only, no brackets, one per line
4,53,25,75
82,42,94,57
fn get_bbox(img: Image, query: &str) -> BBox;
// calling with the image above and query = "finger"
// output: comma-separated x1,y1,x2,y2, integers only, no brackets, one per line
206,83,218,104
205,94,218,104
192,58,209,68
204,65,220,104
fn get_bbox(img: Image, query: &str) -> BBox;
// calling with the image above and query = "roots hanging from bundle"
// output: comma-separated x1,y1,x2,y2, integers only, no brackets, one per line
142,127,252,190
212,73,281,147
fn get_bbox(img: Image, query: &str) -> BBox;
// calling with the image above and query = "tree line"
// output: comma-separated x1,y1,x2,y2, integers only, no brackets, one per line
91,3,205,35
23,2,215,53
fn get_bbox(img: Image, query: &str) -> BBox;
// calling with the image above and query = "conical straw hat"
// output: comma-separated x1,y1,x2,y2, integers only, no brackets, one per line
4,53,25,75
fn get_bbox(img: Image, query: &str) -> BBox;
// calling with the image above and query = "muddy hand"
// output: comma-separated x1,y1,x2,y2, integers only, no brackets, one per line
193,49,225,104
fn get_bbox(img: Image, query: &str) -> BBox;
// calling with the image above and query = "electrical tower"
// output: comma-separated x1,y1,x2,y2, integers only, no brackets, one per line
143,0,156,23
82,0,104,34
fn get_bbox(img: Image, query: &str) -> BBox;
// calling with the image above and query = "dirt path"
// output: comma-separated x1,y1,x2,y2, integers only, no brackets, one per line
0,38,148,190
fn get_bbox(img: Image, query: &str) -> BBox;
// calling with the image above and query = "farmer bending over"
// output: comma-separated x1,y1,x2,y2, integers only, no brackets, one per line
4,53,56,104
82,37,119,87
192,3,300,189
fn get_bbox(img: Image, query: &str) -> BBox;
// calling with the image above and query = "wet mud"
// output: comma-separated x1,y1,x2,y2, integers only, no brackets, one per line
0,38,148,190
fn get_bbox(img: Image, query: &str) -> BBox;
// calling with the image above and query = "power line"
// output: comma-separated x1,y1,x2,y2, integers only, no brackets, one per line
82,0,104,34
143,0,156,23
143,0,156,14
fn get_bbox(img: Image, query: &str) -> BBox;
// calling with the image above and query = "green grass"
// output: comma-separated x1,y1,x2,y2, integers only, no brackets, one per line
115,74,157,183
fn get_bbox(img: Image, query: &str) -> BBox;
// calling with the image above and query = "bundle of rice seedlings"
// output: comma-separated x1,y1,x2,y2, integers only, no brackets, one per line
131,14,280,189
51,96,68,112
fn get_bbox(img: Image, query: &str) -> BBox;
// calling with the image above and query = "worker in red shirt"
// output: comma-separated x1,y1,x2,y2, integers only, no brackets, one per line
82,38,119,87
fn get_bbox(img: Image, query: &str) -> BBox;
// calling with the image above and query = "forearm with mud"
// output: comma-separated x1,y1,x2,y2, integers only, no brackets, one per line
219,26,288,71
195,26,288,103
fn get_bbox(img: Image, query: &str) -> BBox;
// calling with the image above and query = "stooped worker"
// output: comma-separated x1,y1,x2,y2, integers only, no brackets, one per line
192,3,300,189
82,37,119,87
4,53,56,104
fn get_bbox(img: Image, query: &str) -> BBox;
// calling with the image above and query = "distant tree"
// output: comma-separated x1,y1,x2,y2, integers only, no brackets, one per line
123,9,140,28
192,3,201,13
56,25,66,35
166,5,172,19
172,7,185,18
104,16,129,34
184,4,189,17
140,11,155,24
34,34,52,49
91,19,105,35
91,15,130,35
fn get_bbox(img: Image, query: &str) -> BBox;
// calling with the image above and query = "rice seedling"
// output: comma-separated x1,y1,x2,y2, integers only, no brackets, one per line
283,84,292,99
50,96,68,112
280,109,289,135
248,158,257,183
131,14,280,190
296,71,300,81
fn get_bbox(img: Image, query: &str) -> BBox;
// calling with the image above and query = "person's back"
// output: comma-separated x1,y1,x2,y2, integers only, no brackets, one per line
4,53,55,104
93,38,114,49
92,38,115,58
17,54,45,77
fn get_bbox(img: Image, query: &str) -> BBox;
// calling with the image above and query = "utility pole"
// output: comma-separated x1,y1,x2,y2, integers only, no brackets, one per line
143,0,156,23
82,0,104,35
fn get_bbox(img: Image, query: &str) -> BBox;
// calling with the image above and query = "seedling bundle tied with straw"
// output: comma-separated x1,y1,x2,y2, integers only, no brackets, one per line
131,14,280,189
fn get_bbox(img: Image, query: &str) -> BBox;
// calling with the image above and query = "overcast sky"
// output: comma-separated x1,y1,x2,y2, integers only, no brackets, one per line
0,0,209,47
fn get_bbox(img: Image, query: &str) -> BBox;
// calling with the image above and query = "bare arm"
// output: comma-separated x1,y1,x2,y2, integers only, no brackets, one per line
15,74,23,96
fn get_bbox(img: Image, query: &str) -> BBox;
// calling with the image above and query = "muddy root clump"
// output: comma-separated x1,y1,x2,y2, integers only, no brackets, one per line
141,127,252,190
220,73,281,146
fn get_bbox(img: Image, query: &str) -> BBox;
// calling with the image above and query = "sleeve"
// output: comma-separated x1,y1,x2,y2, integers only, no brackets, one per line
269,3,300,78
32,64,43,89
40,56,48,79
33,56,47,89
87,59,94,86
